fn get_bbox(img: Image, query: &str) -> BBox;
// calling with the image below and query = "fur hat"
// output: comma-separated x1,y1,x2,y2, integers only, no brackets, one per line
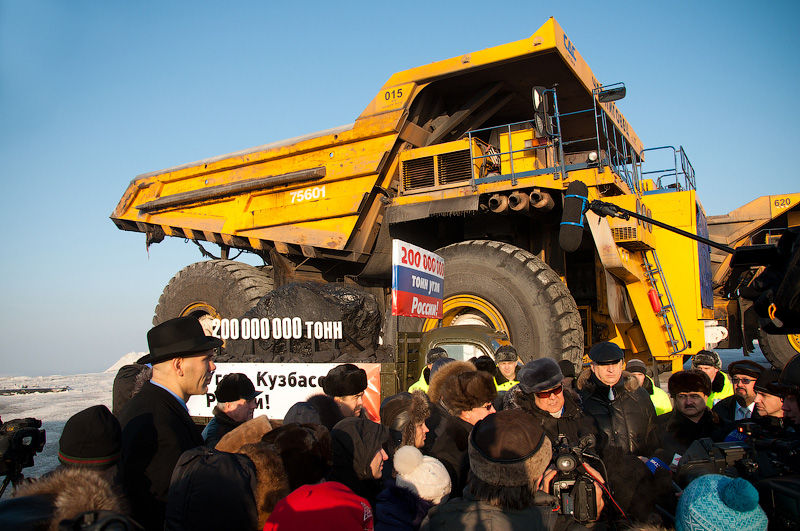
494,345,518,363
625,359,647,375
558,359,576,379
469,355,497,374
517,358,563,394
676,474,767,530
428,361,474,404
468,410,552,488
438,366,497,415
380,391,430,449
692,350,722,369
588,342,624,363
728,360,764,379
668,370,711,397
393,446,451,504
754,368,781,394
262,423,332,491
426,347,449,365
58,405,121,469
319,364,367,397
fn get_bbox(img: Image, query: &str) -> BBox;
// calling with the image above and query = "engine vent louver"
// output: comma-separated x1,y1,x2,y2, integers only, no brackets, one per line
438,150,472,185
403,156,435,190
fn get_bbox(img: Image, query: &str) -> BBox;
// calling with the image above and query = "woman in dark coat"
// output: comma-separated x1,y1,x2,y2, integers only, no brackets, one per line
329,417,390,509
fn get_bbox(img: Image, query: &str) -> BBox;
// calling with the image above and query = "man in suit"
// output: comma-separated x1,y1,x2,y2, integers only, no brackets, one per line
118,316,221,530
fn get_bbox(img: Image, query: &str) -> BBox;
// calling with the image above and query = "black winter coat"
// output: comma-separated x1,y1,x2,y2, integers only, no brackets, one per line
428,414,472,498
118,381,204,530
654,408,730,463
165,446,258,531
503,386,598,447
577,370,658,456
712,394,760,424
201,406,242,448
375,478,435,531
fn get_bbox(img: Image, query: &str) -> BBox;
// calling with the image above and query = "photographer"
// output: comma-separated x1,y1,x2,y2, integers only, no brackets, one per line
420,410,600,530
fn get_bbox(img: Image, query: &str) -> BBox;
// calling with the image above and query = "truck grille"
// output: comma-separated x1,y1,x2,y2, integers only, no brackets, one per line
438,150,472,185
403,156,435,189
402,150,472,191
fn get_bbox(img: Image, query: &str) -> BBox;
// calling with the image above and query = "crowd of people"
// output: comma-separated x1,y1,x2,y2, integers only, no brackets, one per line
1,314,799,530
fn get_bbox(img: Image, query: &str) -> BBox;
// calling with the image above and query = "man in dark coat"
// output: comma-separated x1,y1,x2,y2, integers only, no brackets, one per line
427,361,497,498
654,370,729,465
118,316,221,530
504,357,597,446
577,342,658,456
712,359,764,423
202,372,260,448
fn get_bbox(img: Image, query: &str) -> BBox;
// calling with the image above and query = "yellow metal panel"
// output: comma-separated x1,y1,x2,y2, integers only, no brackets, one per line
769,193,800,218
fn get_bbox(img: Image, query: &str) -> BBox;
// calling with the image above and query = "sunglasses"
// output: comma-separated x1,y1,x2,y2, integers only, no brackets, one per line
732,377,757,385
535,384,563,399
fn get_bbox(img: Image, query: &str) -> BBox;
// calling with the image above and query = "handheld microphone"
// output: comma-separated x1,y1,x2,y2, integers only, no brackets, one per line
559,181,589,252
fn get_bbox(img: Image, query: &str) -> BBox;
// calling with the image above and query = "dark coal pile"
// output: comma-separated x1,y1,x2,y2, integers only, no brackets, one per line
221,282,392,363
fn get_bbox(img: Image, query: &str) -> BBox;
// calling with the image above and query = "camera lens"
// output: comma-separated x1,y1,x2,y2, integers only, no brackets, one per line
556,454,577,472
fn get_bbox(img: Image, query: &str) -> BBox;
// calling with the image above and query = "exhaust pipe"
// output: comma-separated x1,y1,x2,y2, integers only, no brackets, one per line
488,194,509,214
530,189,554,211
508,191,530,212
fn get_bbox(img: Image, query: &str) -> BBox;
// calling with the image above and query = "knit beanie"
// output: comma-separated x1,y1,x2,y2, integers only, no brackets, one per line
494,345,518,363
692,350,722,369
675,474,767,531
468,409,552,488
58,405,121,469
393,446,451,504
426,347,449,365
625,359,647,375
319,364,367,397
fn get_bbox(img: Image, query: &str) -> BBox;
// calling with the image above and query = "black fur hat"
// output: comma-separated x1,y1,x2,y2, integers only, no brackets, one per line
319,364,367,397
469,355,496,375
517,358,563,394
468,410,552,488
494,345,518,363
668,370,711,397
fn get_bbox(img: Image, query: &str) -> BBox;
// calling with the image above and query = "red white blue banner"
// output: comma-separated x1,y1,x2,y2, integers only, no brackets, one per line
391,239,444,319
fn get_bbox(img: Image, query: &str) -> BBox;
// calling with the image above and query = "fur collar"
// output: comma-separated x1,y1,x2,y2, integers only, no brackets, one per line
576,368,640,395
13,468,124,531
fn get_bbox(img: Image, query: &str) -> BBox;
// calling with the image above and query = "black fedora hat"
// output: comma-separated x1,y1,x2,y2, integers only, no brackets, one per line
141,316,223,365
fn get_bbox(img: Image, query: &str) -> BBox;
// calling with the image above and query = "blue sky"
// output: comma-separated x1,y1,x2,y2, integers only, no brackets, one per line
1,1,798,375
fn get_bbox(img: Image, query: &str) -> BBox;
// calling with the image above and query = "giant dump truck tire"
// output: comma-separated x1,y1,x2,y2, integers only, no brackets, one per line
432,240,584,364
758,329,800,370
153,260,274,326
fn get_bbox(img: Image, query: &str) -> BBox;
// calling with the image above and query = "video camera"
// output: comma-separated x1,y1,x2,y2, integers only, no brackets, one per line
551,434,600,523
675,423,800,529
0,417,46,497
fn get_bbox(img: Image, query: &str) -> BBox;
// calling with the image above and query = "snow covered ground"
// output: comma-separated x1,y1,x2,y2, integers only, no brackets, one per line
0,352,144,479
0,348,772,482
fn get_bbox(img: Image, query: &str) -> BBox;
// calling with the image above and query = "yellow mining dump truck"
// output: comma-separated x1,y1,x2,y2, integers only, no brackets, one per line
708,194,800,367
112,18,719,374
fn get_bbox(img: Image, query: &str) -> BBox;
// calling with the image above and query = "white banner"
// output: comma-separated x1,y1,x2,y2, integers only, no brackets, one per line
187,362,382,421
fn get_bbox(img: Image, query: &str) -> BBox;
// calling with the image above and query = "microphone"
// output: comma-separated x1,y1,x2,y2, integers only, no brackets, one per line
559,181,589,252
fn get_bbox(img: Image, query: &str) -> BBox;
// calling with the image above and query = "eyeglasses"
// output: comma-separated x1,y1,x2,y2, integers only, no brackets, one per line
535,385,563,399
732,377,757,385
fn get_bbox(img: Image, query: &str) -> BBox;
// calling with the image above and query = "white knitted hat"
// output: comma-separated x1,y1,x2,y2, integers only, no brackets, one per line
393,446,451,504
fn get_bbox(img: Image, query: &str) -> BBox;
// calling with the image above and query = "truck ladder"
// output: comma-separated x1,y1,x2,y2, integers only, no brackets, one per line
641,249,689,356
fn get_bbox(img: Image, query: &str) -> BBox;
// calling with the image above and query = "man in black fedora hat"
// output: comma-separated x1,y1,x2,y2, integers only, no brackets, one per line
118,316,221,530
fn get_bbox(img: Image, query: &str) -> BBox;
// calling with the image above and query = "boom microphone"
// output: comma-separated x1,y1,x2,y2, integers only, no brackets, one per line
559,181,589,252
